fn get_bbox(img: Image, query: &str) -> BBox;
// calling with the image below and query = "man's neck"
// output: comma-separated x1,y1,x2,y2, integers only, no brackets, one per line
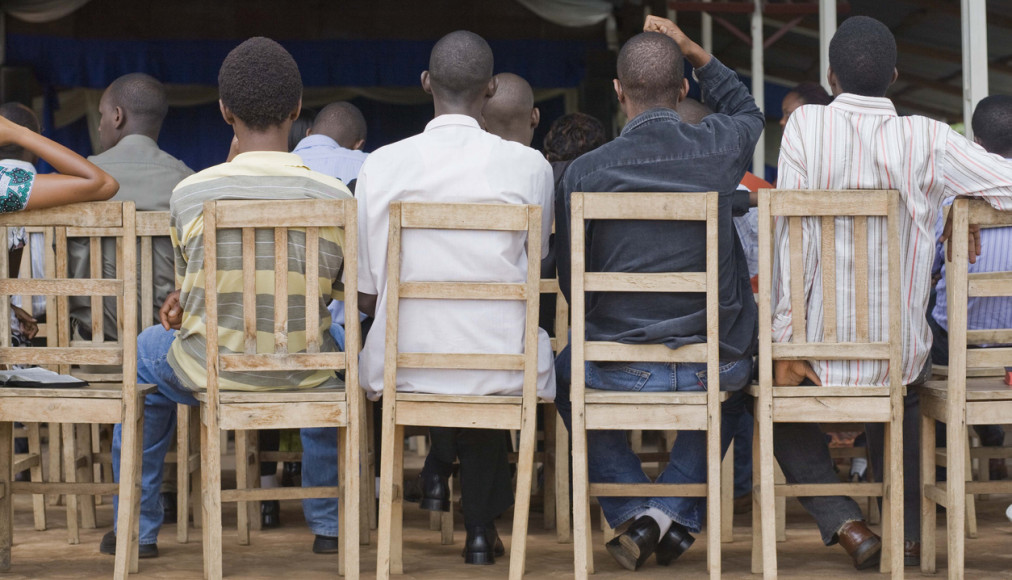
432,101,484,124
234,127,290,155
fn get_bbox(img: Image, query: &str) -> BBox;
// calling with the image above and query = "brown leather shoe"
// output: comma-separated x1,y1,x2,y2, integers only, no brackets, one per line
904,541,920,567
837,521,881,570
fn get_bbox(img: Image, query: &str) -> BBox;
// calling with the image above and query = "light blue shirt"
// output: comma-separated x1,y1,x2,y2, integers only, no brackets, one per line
932,187,1012,332
293,134,368,186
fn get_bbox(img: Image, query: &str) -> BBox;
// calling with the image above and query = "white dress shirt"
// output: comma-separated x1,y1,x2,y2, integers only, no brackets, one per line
356,114,556,400
773,94,1012,386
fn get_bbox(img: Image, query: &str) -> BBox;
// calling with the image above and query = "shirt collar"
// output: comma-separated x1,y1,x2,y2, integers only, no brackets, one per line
827,93,898,116
295,134,339,149
230,150,310,169
425,114,482,132
620,108,681,137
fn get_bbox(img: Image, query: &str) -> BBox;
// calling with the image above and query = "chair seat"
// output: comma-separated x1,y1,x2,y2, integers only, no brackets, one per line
920,378,1012,401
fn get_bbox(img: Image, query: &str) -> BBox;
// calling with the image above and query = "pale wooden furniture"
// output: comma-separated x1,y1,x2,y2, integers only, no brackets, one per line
750,188,905,578
569,191,724,578
197,199,361,579
920,198,1012,578
541,276,571,543
376,201,542,580
0,201,148,578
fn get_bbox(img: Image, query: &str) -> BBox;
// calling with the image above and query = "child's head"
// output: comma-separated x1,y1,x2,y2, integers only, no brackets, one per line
218,37,302,132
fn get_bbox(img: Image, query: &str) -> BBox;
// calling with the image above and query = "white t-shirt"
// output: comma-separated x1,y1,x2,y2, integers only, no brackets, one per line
356,114,556,400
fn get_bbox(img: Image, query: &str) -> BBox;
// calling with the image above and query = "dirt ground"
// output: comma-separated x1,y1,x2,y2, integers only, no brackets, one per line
5,473,1012,579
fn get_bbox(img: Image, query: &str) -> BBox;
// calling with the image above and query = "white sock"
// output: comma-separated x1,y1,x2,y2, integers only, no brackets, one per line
639,507,673,536
261,474,279,489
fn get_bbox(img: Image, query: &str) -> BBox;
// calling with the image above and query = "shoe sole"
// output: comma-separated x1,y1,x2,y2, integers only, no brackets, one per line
606,536,643,571
99,540,157,559
464,551,495,565
419,498,450,512
852,537,882,570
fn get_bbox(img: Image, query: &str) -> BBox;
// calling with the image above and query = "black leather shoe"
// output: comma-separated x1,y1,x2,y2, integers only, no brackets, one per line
281,462,302,487
312,534,340,554
655,521,695,566
261,500,281,529
417,472,450,512
606,517,660,571
161,491,177,521
99,531,158,559
463,523,499,565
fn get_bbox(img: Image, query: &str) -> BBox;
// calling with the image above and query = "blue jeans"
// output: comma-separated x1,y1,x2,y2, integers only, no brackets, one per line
554,343,753,532
112,323,347,544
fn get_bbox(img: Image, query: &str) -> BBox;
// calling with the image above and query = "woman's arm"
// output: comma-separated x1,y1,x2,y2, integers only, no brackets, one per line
0,116,118,211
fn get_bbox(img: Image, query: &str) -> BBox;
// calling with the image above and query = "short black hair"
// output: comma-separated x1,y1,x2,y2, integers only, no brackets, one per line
829,16,897,97
0,102,39,160
790,82,833,106
543,112,606,163
972,95,1012,158
312,102,367,149
428,31,494,102
105,73,169,129
617,32,684,108
218,37,302,130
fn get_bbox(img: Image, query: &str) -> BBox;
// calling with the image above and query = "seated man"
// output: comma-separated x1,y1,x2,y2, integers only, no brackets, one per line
771,17,1012,569
554,18,762,571
100,36,353,559
292,101,368,186
482,72,539,146
355,30,555,566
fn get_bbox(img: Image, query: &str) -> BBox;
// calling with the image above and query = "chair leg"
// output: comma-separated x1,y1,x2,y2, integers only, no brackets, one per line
571,414,593,579
76,424,97,530
750,413,763,575
774,463,786,543
920,411,937,574
27,423,46,531
359,398,374,544
90,424,103,506
554,411,571,543
201,408,224,580
543,407,557,531
45,424,61,507
189,407,202,531
758,408,777,578
880,419,903,577
376,412,400,580
964,435,978,538
343,418,361,579
364,399,377,532
235,430,251,545
946,419,966,580
706,416,722,578
176,403,190,544
721,440,734,543
114,398,144,579
337,427,347,577
248,431,261,533
508,406,537,580
61,421,80,545
1,421,13,572
391,424,404,575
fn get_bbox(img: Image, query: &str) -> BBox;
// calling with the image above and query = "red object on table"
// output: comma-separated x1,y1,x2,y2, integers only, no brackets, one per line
1005,367,1012,386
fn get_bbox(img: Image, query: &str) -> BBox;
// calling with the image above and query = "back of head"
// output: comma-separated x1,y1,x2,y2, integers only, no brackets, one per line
617,32,684,109
219,37,302,130
428,30,494,104
312,102,367,150
0,102,40,161
483,73,535,145
675,97,713,125
543,112,606,162
105,73,169,133
791,82,833,106
972,95,1012,158
288,107,316,152
828,16,896,97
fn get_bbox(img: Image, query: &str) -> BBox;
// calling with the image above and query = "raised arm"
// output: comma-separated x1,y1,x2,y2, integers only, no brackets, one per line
0,116,118,211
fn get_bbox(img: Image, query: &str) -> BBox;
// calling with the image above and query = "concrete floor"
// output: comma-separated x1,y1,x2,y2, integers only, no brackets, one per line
5,484,1012,579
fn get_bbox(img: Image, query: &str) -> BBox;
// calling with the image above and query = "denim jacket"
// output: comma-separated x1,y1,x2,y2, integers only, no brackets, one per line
556,57,761,360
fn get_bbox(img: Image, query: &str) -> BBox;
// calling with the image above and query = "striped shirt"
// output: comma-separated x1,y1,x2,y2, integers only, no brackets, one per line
773,94,1012,386
168,151,352,392
932,190,1012,332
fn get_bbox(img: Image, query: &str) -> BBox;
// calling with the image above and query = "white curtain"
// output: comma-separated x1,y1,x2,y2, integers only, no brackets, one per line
513,0,613,27
2,0,91,23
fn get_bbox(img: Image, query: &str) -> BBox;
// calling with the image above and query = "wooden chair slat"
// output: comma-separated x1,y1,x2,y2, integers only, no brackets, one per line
583,272,706,293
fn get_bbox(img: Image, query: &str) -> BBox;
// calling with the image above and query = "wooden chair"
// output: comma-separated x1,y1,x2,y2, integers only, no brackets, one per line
376,201,543,580
196,198,361,579
750,188,905,578
0,201,148,578
541,276,571,543
920,198,1012,578
569,191,724,578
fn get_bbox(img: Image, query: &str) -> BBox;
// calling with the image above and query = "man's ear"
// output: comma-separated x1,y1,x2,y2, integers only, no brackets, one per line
613,79,625,104
827,67,841,96
289,98,302,121
487,76,498,99
677,77,689,103
352,138,366,151
530,107,541,130
219,100,235,126
421,71,433,95
974,136,983,147
113,105,126,130
890,67,899,87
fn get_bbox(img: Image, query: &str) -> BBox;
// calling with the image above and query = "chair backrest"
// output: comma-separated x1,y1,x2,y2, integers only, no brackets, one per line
944,198,1012,397
383,201,542,403
757,189,903,392
201,198,359,407
0,201,137,381
137,211,172,329
569,191,720,409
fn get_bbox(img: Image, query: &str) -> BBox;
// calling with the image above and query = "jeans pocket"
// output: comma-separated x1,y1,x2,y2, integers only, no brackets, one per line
591,362,652,391
694,358,752,391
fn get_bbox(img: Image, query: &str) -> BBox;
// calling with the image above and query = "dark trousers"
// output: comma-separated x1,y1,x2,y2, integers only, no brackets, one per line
421,427,514,527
